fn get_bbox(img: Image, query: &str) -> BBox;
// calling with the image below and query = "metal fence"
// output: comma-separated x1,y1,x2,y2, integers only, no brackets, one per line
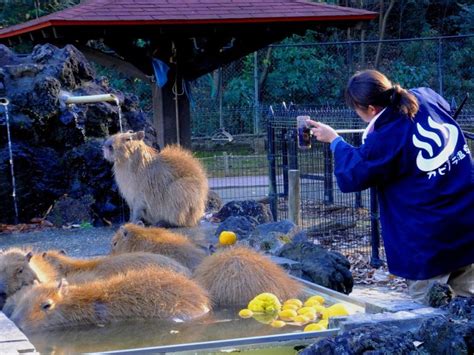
266,107,378,261
186,35,473,137
264,105,473,262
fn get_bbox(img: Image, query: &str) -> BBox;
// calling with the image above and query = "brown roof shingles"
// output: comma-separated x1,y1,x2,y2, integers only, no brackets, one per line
0,0,376,38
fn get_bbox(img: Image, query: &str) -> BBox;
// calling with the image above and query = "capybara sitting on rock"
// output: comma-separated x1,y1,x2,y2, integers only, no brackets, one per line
42,250,191,278
102,131,208,227
193,246,302,307
0,248,58,308
10,267,210,332
111,223,207,271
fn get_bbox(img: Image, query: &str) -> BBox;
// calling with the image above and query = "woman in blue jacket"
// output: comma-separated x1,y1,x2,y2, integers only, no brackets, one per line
307,69,473,303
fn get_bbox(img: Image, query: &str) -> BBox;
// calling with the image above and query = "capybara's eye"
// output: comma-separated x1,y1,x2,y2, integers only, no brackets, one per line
41,302,52,310
17,268,23,274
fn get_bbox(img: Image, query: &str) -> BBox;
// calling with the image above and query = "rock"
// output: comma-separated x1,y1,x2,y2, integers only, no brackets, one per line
416,315,474,354
0,44,153,224
278,241,353,294
214,216,256,241
425,282,453,308
213,200,273,224
206,190,223,213
245,220,299,255
299,324,419,354
47,194,95,227
442,296,474,321
0,143,66,223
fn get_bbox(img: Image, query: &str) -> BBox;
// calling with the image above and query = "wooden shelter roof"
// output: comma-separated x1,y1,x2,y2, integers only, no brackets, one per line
0,1,375,37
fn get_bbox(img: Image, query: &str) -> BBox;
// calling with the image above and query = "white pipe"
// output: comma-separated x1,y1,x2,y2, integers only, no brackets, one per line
335,129,365,134
64,94,119,104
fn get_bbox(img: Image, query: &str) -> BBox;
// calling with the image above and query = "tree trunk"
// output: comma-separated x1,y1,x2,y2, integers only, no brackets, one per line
374,0,395,69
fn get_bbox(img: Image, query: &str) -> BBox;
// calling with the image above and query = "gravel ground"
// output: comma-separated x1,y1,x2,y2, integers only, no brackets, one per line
0,226,116,257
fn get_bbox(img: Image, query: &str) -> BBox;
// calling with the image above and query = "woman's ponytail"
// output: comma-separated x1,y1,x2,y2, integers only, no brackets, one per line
346,70,419,119
391,84,419,119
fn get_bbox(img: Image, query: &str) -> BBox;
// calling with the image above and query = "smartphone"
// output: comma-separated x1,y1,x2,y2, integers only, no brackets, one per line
296,115,312,149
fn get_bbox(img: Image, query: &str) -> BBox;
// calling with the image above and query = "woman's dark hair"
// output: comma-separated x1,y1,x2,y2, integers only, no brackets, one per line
345,69,419,119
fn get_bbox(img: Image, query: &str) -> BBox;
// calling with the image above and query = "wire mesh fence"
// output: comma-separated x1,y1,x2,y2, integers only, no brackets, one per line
183,35,473,137
267,109,379,259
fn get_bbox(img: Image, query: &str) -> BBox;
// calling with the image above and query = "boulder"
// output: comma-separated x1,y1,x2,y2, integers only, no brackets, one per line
0,43,154,224
245,220,300,254
213,200,273,224
299,324,419,354
278,241,353,294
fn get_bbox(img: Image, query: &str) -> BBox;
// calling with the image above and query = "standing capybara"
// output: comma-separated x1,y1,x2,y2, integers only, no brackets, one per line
42,250,191,278
102,131,208,227
193,246,303,307
11,267,211,332
111,223,207,271
0,248,59,308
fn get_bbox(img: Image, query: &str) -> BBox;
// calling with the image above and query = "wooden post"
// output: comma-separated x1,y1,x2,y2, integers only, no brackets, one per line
152,75,191,149
288,169,300,225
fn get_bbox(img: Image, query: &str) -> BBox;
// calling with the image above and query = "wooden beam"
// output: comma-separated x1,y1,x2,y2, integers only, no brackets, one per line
77,45,151,82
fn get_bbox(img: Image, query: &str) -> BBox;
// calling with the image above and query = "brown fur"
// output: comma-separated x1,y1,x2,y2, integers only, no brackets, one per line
0,248,59,307
111,223,207,271
193,246,303,307
42,251,191,278
11,267,210,332
103,131,208,227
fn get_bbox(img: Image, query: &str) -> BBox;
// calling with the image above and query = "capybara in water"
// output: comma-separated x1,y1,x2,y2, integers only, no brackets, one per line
111,223,207,271
42,250,191,278
11,267,210,332
0,248,58,308
102,131,208,227
193,246,303,306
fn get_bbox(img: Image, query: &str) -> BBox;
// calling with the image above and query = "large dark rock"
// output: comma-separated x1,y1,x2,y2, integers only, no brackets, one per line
299,324,419,355
214,215,257,241
213,200,274,224
278,241,353,294
0,142,66,222
246,220,300,254
0,43,153,224
416,315,474,354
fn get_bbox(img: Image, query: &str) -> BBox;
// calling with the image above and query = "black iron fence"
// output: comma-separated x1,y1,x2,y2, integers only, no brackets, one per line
266,104,474,264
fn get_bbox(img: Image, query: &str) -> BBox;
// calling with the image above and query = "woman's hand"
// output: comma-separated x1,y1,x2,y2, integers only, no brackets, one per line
306,119,339,144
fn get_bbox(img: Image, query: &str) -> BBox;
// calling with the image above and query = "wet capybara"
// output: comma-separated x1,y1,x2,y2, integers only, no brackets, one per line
42,250,191,278
110,223,207,271
11,266,210,332
103,131,208,227
0,248,58,308
193,246,303,306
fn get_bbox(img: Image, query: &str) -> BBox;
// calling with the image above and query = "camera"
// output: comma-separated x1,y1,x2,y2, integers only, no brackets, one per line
296,115,312,149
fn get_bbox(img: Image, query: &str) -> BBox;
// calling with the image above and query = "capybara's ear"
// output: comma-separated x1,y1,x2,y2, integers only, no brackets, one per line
135,220,145,227
119,225,129,237
58,278,69,296
25,252,33,263
133,131,145,141
59,250,67,255
42,252,47,258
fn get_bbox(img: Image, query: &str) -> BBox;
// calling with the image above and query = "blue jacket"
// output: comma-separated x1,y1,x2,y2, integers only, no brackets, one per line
331,87,474,279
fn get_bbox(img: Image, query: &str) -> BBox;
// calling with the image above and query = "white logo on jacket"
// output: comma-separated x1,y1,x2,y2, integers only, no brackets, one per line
412,116,459,172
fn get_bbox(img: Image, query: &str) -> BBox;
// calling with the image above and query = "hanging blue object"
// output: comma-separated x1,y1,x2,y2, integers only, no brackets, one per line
152,58,170,88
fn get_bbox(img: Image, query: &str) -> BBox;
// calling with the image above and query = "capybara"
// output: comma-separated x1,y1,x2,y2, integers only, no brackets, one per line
0,248,58,308
111,223,207,271
42,250,191,278
102,131,208,227
193,246,303,306
11,267,210,332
